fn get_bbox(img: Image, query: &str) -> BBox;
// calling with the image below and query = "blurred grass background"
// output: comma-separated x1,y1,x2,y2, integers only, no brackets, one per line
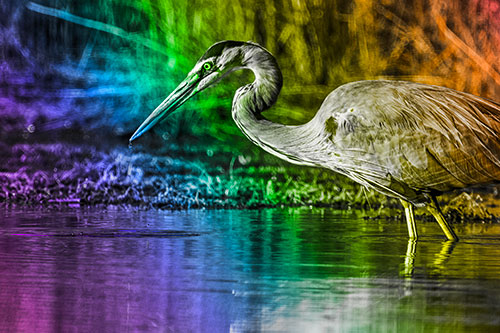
1,0,499,213
3,0,499,139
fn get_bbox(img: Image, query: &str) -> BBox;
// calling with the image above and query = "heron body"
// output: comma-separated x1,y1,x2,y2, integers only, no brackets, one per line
130,40,500,241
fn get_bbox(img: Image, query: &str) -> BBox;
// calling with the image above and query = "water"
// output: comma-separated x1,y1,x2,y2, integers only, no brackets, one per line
1,207,500,332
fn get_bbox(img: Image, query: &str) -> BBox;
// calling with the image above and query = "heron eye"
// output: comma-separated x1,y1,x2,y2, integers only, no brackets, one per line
203,62,212,71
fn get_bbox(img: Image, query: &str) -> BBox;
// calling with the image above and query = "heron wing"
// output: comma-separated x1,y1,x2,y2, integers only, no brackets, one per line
322,80,500,201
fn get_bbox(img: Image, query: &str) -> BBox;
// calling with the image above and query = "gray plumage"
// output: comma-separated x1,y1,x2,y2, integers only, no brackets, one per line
130,40,500,240
226,42,500,205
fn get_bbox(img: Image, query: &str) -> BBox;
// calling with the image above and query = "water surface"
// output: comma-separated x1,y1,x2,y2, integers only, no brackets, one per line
1,207,499,331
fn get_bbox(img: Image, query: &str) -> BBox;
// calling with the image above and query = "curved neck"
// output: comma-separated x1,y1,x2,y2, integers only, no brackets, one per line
231,44,323,166
234,44,283,115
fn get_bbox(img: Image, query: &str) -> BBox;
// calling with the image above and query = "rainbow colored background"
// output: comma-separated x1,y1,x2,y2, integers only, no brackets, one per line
2,0,499,139
1,0,500,207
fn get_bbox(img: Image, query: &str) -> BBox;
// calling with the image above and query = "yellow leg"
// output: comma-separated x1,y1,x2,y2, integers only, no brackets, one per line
400,199,417,239
427,197,458,241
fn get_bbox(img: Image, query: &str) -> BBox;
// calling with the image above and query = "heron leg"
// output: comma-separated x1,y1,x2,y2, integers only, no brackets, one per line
427,197,458,241
400,199,417,239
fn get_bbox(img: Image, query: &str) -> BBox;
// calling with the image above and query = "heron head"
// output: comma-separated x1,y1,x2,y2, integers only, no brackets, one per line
129,40,248,143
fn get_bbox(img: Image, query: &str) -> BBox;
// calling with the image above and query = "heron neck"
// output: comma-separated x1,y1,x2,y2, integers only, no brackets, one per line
231,46,321,166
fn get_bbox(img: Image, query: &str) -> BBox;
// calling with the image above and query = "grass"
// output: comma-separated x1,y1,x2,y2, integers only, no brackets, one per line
0,135,386,210
1,125,499,224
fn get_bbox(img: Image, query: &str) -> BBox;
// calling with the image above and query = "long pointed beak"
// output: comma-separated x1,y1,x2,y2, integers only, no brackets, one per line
129,73,200,143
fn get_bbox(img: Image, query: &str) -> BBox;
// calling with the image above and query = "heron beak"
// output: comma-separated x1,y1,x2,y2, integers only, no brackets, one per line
129,73,200,143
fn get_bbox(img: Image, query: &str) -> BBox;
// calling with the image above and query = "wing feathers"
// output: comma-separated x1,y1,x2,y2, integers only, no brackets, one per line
324,80,500,201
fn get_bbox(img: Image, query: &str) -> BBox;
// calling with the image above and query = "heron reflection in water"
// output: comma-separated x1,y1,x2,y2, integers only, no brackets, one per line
130,41,500,241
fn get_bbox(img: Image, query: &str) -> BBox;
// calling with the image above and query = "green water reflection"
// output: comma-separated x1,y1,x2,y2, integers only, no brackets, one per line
0,207,499,331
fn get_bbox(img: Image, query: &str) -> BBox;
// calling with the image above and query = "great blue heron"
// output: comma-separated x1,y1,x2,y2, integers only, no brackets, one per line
130,40,500,241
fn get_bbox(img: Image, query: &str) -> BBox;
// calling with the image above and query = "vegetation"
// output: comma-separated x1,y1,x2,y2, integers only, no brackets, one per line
0,131,386,209
1,127,498,222
4,0,498,138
